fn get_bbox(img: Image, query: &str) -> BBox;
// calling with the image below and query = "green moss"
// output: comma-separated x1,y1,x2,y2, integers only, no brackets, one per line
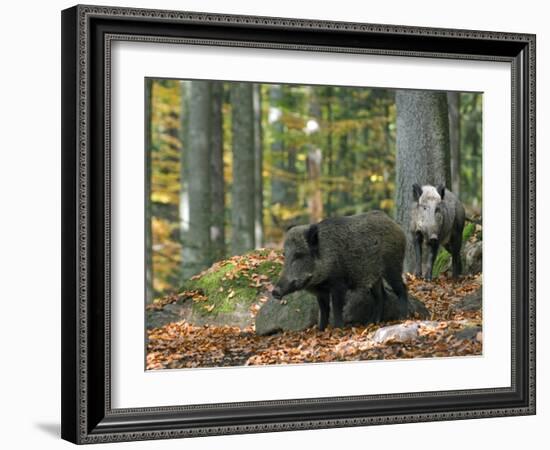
182,250,283,316
463,222,475,241
256,260,283,278
432,221,479,278
432,250,451,278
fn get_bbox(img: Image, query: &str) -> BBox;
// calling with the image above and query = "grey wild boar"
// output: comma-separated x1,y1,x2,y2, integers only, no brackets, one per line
272,211,409,330
410,184,466,281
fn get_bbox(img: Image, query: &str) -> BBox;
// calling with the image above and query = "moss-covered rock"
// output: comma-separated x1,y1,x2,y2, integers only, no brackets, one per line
147,249,283,329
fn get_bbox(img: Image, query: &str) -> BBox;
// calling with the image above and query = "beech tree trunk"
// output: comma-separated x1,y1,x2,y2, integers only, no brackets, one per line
395,90,450,272
253,84,263,248
181,81,212,278
269,84,286,205
230,83,256,255
210,81,225,261
145,78,154,303
447,91,461,196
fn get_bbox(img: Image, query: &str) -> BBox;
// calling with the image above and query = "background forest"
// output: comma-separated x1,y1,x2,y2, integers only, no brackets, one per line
146,79,482,302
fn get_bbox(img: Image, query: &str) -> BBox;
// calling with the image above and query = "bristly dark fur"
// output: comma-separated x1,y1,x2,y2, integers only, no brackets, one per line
273,211,409,330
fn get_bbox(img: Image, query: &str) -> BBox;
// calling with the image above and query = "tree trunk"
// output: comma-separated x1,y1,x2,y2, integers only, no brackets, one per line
180,81,212,279
230,83,256,255
253,84,264,248
395,90,450,272
325,87,334,216
269,84,286,205
307,88,323,223
307,147,323,223
210,81,225,261
145,78,154,303
447,91,461,196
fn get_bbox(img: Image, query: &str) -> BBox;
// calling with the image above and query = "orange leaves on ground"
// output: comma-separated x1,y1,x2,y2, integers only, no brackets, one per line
146,273,482,370
147,318,481,370
406,273,482,321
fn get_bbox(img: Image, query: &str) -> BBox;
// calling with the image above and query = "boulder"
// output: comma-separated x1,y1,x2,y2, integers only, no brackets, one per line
255,285,430,335
254,291,319,335
372,322,421,344
454,288,482,312
452,324,482,340
463,240,482,274
147,297,256,330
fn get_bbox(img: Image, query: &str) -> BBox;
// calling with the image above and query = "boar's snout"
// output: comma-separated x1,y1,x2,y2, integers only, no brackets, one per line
272,285,284,299
272,274,312,299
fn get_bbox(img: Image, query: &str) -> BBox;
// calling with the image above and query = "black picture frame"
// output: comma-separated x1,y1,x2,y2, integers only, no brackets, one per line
61,4,536,444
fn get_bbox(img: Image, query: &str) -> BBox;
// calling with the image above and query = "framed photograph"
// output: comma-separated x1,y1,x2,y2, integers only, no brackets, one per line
61,4,536,444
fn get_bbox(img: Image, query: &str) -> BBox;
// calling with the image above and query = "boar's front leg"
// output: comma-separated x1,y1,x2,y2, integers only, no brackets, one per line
316,291,330,331
425,238,439,281
413,231,423,277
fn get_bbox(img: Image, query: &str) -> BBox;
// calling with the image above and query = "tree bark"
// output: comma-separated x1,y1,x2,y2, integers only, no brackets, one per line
145,78,154,303
325,87,334,216
447,91,461,196
307,147,323,223
269,84,286,205
180,81,212,278
230,83,256,255
253,84,264,248
395,90,450,272
307,88,323,223
210,81,225,261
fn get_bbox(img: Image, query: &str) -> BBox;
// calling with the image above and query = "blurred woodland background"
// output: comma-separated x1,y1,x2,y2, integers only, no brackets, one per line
145,79,482,302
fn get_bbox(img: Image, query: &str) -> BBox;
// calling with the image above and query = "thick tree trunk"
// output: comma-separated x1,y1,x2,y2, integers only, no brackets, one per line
253,84,263,248
230,83,256,255
145,79,154,303
447,91,461,196
210,81,225,261
181,81,212,278
395,90,450,272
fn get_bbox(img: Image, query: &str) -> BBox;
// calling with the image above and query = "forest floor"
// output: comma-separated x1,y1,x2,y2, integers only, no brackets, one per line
146,273,482,370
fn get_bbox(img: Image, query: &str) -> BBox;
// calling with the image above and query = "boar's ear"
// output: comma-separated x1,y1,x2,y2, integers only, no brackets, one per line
412,183,422,202
305,224,320,256
437,184,446,200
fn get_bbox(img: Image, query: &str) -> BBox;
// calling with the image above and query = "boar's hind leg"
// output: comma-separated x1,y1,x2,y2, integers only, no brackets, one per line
384,268,409,317
371,280,386,323
330,284,347,329
448,227,463,279
316,291,330,331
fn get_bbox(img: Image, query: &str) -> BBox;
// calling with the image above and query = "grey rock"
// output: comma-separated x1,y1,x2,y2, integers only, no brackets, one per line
455,288,482,312
372,322,420,344
255,285,430,335
255,291,319,335
463,240,482,274
453,325,482,340
147,297,256,330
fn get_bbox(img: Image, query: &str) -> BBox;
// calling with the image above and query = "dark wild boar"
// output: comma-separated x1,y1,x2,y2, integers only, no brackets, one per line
410,184,465,281
272,211,408,330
